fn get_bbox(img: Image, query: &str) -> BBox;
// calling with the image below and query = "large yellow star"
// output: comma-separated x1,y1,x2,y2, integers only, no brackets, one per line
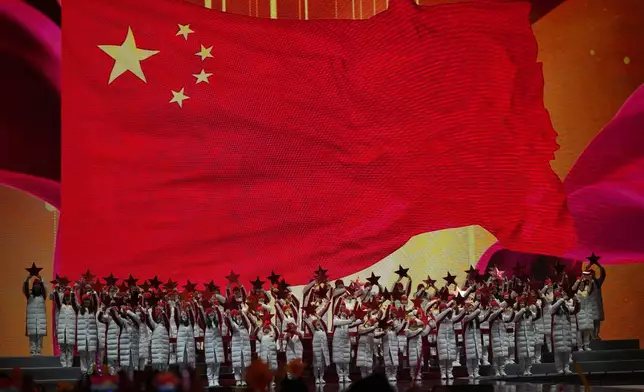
193,69,213,84
169,88,190,108
195,44,214,61
176,24,194,40
98,27,159,84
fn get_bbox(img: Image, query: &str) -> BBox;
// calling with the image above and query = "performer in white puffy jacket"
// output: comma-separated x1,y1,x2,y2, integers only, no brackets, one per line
23,275,47,356
112,306,140,378
461,301,483,379
227,309,252,387
356,317,377,379
513,298,540,376
406,317,431,383
550,291,579,374
435,300,462,380
198,305,225,387
165,293,180,365
176,306,197,369
333,307,358,384
304,315,330,385
256,320,279,386
276,303,297,350
146,306,170,371
573,273,596,351
284,322,304,378
135,305,151,370
75,291,98,374
535,282,553,363
487,300,511,376
381,318,405,383
98,306,120,375
54,288,77,368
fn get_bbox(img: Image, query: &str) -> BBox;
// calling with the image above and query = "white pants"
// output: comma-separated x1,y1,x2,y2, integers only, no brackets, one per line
233,366,247,383
107,358,119,375
466,358,479,378
554,351,571,373
313,365,325,383
579,330,592,350
79,350,95,374
28,335,43,355
360,366,372,379
59,344,74,367
169,342,177,364
439,359,454,379
492,356,506,376
206,363,221,386
336,363,350,382
518,357,532,375
385,365,397,381
97,346,105,366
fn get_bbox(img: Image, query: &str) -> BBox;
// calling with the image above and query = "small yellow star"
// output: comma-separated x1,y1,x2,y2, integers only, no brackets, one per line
195,45,214,61
169,88,190,108
176,24,194,40
193,69,213,84
98,27,160,84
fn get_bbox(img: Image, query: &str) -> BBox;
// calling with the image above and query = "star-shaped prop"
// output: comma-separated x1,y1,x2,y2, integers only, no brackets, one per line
81,269,96,282
125,274,139,288
423,276,437,288
26,263,43,277
364,299,381,311
164,279,178,290
553,260,566,276
205,280,220,293
118,281,129,293
412,297,424,309
50,274,60,286
139,280,151,292
381,287,392,301
57,276,71,287
251,277,265,291
393,307,407,320
394,265,410,279
276,279,290,299
491,267,505,280
366,272,381,286
267,271,281,286
353,305,368,320
455,292,467,306
465,265,478,278
91,280,104,293
104,273,119,287
443,272,457,287
149,276,163,290
302,302,317,316
226,271,240,284
316,285,329,299
586,253,600,265
314,266,328,283
183,280,198,293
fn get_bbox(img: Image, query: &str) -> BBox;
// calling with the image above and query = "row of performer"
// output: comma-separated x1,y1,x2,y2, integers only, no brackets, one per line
22,257,606,387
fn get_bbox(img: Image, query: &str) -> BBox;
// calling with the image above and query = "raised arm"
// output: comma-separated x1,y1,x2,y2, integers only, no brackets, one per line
23,277,30,299
463,308,481,323
596,263,606,286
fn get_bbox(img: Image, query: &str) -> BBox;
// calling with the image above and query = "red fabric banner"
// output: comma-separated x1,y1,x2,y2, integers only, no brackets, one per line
62,0,575,284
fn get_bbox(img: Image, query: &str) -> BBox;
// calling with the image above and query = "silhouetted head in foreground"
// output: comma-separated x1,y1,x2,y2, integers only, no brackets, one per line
348,373,394,392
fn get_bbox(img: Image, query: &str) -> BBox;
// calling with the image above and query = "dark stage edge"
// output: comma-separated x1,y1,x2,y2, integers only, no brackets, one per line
3,339,644,391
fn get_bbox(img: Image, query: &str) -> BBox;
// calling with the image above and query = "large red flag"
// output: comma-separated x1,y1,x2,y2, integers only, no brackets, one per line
62,0,575,284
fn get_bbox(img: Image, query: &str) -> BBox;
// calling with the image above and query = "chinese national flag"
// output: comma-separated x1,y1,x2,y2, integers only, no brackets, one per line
62,0,576,284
